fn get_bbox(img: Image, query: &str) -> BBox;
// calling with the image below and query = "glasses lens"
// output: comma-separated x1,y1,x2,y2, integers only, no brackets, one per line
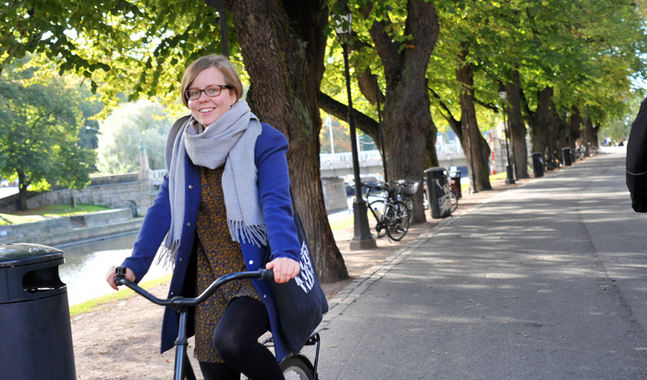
205,86,222,97
187,89,200,100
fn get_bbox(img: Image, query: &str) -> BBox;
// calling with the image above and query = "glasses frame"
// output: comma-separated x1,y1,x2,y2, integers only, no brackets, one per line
185,84,233,101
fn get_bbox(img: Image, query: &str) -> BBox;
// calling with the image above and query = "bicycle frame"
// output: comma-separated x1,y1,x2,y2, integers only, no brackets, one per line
115,268,274,380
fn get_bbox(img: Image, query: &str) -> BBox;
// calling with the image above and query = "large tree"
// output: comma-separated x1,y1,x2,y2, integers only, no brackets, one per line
229,0,348,282
0,61,95,210
1,0,349,282
320,0,440,222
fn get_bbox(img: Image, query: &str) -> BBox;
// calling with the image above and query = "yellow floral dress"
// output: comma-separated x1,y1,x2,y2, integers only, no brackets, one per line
194,165,261,363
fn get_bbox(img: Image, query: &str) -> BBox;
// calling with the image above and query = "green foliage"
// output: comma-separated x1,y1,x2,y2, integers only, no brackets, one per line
429,0,647,132
0,59,95,193
97,100,174,174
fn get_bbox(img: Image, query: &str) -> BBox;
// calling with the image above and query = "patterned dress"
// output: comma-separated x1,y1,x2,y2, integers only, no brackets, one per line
194,165,261,363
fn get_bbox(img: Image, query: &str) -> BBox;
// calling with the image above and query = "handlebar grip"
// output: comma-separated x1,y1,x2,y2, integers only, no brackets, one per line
114,266,127,286
259,269,274,282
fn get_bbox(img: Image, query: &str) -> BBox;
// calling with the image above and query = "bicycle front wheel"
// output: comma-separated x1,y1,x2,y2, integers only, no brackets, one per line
385,200,410,241
449,191,458,214
281,356,314,380
369,199,388,238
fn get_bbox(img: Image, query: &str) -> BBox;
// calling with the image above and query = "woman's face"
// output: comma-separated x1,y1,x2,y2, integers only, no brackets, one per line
187,66,236,127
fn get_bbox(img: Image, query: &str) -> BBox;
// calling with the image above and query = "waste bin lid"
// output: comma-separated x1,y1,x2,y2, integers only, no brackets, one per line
0,243,63,268
424,167,448,174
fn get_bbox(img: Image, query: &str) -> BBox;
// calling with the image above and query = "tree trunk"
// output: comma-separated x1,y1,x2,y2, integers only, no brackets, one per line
505,73,529,179
569,106,582,149
581,108,594,154
425,117,440,169
230,0,348,283
360,0,440,224
528,87,553,157
17,170,29,211
456,61,492,191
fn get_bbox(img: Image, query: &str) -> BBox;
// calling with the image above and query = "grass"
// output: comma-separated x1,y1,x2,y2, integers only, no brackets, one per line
69,273,173,317
489,172,508,181
1,204,111,225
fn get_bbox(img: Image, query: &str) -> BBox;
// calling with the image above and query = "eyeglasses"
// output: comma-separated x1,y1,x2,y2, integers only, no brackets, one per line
185,84,233,101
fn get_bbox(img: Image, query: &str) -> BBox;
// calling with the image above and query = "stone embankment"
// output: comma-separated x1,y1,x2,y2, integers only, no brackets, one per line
0,209,142,247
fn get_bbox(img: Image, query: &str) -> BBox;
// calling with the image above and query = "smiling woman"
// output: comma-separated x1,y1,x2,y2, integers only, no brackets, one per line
105,54,308,380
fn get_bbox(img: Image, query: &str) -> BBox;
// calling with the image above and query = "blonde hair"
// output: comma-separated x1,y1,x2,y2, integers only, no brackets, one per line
180,54,244,108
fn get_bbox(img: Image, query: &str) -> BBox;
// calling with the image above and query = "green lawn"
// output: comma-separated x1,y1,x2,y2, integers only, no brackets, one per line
0,204,111,225
69,274,173,316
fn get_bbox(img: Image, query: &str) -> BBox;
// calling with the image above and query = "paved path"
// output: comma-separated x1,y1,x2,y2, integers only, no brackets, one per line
313,153,647,380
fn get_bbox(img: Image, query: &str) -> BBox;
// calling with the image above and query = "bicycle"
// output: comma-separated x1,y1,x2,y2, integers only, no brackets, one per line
114,267,321,380
438,175,458,215
363,181,412,241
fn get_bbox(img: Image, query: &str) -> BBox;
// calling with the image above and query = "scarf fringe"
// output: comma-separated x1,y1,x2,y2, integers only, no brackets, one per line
156,239,180,269
228,220,268,247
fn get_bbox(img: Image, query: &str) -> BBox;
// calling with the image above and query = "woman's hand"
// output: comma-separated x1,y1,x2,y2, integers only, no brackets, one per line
106,266,136,290
265,257,300,284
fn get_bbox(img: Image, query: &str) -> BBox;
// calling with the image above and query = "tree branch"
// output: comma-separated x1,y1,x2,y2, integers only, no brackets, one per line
319,91,380,141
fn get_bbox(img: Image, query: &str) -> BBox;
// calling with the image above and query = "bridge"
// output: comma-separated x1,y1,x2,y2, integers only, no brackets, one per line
318,148,468,179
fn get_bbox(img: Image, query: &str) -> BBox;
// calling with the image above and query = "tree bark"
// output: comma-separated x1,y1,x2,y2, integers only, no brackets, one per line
359,0,440,223
17,170,29,211
505,72,529,179
526,87,553,158
569,106,582,149
230,0,348,282
456,60,492,191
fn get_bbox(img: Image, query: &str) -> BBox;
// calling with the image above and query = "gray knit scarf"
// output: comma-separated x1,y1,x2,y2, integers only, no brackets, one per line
159,101,266,267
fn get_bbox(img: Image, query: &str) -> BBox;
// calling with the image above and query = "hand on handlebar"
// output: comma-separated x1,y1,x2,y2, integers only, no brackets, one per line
265,257,300,284
106,266,135,290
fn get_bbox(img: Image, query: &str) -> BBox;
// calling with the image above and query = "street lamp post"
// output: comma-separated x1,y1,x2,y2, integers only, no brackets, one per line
204,0,229,57
333,5,376,250
498,85,515,185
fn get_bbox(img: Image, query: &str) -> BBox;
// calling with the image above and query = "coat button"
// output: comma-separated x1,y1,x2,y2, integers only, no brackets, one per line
179,258,183,262
187,222,191,227
248,260,254,265
188,185,193,189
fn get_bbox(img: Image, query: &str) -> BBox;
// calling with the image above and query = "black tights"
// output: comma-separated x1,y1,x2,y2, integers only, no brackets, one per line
198,297,284,380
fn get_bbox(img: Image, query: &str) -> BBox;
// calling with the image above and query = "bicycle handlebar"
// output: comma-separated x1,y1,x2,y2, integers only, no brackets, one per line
114,267,274,308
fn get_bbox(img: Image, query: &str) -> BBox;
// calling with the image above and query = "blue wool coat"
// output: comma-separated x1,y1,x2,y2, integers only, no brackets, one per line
121,118,301,362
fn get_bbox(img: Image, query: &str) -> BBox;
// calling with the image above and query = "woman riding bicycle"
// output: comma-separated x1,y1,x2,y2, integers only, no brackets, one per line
106,54,301,380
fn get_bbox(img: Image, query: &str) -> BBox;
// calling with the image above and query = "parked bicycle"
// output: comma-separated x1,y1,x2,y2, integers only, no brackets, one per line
114,267,321,380
363,180,416,241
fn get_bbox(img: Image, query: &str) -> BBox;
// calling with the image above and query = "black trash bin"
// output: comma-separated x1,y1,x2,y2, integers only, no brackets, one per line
562,147,572,166
448,169,462,199
0,243,76,380
424,167,452,219
531,152,544,178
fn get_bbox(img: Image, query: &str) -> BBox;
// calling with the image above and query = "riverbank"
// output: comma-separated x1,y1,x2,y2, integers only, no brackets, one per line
0,208,142,247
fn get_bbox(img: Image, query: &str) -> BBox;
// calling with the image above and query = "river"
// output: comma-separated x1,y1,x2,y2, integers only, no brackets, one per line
58,234,171,306
54,206,352,306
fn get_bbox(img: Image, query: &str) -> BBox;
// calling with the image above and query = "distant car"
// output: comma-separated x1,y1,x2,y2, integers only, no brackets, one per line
1,181,8,187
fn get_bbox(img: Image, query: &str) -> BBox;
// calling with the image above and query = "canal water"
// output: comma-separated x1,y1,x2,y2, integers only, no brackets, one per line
58,233,171,306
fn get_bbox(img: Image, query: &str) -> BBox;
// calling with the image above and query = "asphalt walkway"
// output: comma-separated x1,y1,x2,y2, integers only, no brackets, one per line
312,152,647,380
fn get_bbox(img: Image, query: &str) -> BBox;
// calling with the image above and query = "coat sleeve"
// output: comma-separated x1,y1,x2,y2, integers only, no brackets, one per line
121,175,172,282
255,124,301,262
626,97,647,212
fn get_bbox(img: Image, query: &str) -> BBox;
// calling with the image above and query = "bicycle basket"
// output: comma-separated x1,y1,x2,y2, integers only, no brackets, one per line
401,181,420,196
